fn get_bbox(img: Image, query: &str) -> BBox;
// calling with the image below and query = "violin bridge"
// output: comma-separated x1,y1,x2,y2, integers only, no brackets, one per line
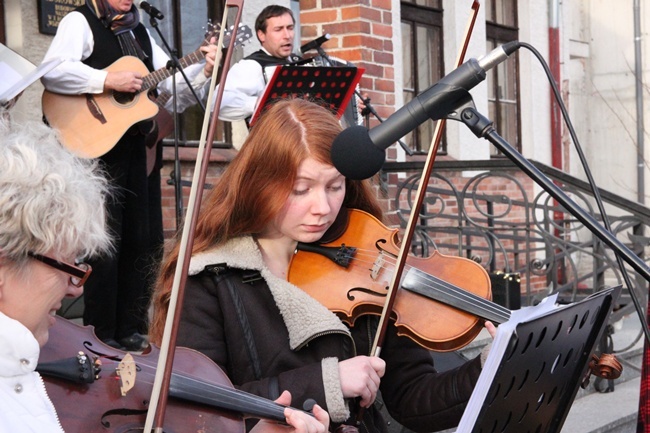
116,353,137,396
370,252,385,281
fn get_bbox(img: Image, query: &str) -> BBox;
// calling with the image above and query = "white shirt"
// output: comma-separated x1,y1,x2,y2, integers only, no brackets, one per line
0,312,64,433
217,49,287,121
41,10,209,113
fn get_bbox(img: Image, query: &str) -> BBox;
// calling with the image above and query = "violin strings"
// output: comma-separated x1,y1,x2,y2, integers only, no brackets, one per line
406,272,511,323
103,361,286,417
316,246,511,323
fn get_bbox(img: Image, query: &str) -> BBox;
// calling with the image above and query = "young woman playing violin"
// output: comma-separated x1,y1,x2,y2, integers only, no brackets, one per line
150,98,496,433
0,114,327,433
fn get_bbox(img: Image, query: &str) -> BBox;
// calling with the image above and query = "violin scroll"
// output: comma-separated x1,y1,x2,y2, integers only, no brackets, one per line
581,353,623,389
588,353,623,379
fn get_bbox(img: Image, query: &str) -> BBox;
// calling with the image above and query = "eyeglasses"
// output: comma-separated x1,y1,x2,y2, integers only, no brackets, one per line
27,252,92,288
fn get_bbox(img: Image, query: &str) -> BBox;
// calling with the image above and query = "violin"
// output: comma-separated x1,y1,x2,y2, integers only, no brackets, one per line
38,317,295,433
288,208,511,352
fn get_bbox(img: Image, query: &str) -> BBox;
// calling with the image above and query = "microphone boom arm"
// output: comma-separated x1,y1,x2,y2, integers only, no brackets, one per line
453,105,650,342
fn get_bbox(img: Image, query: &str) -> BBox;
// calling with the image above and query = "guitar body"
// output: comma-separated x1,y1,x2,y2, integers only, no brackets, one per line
42,56,159,158
42,24,253,158
144,102,175,176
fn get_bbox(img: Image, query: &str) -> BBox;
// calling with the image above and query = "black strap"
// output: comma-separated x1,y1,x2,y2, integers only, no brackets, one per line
245,50,304,83
218,273,264,381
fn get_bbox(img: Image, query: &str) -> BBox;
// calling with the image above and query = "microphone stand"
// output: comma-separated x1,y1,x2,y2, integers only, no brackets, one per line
315,46,413,156
449,94,650,343
146,13,206,230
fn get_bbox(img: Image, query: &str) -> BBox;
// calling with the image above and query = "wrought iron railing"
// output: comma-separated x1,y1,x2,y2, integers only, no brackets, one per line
381,158,650,323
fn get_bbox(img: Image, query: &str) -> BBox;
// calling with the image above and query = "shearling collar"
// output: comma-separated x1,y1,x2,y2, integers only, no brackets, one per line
189,236,350,349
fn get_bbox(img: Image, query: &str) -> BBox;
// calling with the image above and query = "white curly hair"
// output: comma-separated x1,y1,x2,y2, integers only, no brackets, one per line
0,115,112,263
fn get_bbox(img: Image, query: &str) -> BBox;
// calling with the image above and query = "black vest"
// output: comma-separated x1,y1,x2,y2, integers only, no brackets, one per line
245,50,302,67
75,5,155,72
245,50,304,83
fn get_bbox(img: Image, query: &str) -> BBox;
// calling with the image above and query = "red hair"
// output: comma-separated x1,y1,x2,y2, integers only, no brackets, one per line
149,99,382,343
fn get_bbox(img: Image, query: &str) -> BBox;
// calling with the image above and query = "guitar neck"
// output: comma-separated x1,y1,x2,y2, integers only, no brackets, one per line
141,24,253,94
143,48,205,92
155,91,172,108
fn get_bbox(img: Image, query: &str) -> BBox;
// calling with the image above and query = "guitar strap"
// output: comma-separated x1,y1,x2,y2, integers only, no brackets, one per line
245,50,304,84
76,5,154,73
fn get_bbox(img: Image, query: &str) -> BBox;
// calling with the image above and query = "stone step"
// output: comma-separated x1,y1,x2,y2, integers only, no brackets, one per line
434,313,644,433
560,376,640,433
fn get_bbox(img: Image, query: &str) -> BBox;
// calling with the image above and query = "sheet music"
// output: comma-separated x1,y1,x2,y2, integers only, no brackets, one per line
457,293,559,432
0,44,63,103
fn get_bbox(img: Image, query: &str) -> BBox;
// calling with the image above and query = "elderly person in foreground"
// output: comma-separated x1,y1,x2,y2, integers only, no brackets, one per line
0,114,329,433
0,114,111,431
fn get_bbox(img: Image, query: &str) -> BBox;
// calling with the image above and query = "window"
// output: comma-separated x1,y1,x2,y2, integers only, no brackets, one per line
400,1,444,154
143,0,231,148
485,0,520,154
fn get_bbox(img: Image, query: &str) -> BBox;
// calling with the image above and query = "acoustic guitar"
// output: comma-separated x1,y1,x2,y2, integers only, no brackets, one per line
42,23,252,159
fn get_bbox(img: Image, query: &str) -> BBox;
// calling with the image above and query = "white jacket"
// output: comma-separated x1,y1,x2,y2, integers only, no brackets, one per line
0,312,64,433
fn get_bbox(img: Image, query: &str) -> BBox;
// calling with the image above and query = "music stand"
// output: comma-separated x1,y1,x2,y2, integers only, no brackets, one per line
0,43,62,104
248,65,364,126
457,285,622,433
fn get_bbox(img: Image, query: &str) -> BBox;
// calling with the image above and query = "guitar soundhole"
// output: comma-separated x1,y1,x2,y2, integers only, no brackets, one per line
113,91,136,106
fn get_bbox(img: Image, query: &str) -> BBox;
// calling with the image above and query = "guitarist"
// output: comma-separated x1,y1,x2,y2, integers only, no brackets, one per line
40,0,218,352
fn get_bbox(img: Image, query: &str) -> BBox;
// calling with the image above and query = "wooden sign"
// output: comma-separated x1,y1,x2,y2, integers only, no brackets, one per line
37,0,84,35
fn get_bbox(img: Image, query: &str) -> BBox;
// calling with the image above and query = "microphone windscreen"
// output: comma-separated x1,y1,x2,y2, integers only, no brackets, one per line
331,126,386,180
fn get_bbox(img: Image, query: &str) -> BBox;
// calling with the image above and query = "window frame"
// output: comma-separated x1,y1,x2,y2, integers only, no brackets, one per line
400,1,445,154
485,0,521,155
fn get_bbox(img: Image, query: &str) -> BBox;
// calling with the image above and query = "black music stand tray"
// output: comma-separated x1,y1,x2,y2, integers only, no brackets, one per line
249,65,364,126
457,285,622,433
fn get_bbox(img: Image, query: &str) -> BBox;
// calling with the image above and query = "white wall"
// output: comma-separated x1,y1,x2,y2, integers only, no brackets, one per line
578,0,648,202
442,0,491,163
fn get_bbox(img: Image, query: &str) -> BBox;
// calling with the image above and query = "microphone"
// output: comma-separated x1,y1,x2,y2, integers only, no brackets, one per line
331,41,521,179
300,34,331,54
140,1,164,20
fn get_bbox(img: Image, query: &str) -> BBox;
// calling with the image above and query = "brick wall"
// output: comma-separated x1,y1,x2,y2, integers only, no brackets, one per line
299,1,396,123
159,147,235,241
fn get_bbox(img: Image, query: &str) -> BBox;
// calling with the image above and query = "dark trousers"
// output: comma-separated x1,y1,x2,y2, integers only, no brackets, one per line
83,133,161,341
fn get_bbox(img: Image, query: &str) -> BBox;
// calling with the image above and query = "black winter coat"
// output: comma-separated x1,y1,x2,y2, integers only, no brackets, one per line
177,236,482,433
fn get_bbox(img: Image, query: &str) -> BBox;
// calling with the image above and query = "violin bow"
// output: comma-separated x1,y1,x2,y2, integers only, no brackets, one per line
144,1,245,432
370,0,481,357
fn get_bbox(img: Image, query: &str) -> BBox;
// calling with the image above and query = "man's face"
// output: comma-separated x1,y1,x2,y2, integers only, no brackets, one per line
107,0,133,13
258,13,295,59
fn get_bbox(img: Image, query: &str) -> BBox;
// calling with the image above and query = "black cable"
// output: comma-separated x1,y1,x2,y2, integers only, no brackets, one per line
518,41,650,344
